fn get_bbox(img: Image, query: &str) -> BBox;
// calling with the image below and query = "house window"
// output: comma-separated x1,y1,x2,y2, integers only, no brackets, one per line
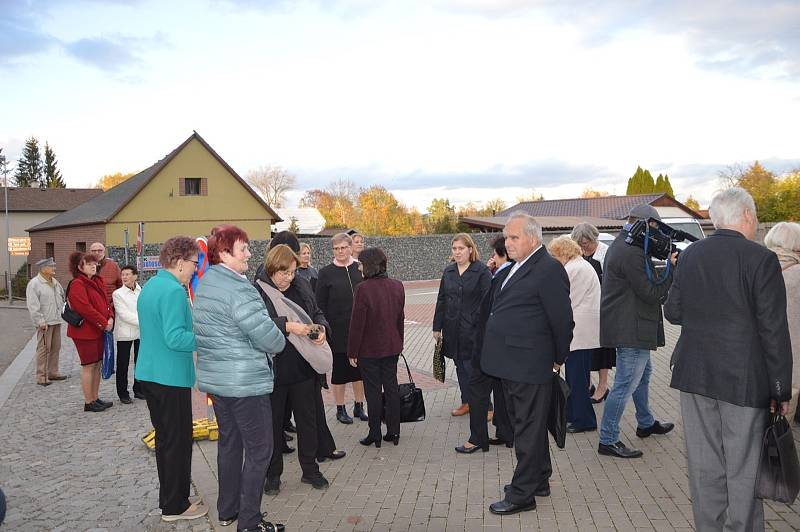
46,242,54,258
184,178,201,196
76,242,86,252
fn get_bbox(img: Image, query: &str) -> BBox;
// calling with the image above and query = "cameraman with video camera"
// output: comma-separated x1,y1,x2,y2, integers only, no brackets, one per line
597,204,677,459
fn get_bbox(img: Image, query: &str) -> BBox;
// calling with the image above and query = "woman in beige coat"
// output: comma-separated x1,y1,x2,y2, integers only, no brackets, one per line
765,222,800,419
549,236,601,433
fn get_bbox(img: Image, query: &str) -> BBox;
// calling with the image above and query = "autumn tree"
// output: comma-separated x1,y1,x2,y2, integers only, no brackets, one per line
246,165,296,208
427,198,457,233
299,181,358,229
771,171,800,221
581,188,609,198
685,196,701,211
14,137,43,187
483,198,507,215
356,186,411,235
43,142,65,188
516,190,545,202
716,161,800,221
96,171,135,190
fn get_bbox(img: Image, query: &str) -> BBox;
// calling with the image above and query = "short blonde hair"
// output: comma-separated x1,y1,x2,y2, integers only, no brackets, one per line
300,242,311,253
265,244,300,277
331,233,352,247
452,233,480,263
765,222,800,252
548,235,582,263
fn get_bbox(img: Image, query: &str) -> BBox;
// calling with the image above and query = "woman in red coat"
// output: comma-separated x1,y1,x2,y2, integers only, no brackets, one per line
347,248,405,448
66,251,114,412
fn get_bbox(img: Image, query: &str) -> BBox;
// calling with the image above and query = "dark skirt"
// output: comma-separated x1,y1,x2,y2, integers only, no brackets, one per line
591,347,616,371
331,352,362,384
73,337,104,366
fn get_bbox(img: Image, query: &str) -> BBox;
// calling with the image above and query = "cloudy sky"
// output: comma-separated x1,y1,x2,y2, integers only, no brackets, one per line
2,0,799,211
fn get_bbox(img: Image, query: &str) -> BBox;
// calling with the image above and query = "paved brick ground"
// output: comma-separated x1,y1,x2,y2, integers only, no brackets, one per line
2,284,800,531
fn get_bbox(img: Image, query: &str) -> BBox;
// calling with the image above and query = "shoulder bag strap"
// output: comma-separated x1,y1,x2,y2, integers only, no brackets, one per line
344,265,355,295
399,353,414,384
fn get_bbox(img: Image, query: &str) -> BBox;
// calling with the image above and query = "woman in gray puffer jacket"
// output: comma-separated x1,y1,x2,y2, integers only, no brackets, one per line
193,225,286,532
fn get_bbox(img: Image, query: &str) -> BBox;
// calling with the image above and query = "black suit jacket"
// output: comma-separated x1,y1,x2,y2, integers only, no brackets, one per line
665,229,792,407
480,247,574,385
433,261,492,360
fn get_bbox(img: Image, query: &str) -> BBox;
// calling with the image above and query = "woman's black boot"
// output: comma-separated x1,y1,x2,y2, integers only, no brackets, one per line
359,435,381,448
336,405,353,424
353,402,369,421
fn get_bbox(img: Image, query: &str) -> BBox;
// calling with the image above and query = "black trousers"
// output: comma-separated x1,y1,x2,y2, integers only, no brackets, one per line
268,378,319,479
468,369,513,449
141,380,192,516
212,394,273,530
116,339,141,399
502,379,552,504
360,355,400,439
315,377,338,459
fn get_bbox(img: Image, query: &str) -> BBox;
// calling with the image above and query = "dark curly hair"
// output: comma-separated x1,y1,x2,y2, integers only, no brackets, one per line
159,236,200,269
68,251,98,278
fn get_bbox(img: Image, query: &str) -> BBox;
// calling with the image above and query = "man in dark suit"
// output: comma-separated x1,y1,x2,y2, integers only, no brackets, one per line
665,187,792,531
597,204,676,459
481,212,574,515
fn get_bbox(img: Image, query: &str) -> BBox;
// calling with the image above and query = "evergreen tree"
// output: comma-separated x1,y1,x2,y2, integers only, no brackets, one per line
43,142,66,188
626,166,644,194
642,169,655,193
14,137,43,187
655,174,665,192
663,174,674,197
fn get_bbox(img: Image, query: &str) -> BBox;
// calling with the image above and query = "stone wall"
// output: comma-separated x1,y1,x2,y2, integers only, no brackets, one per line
108,232,512,284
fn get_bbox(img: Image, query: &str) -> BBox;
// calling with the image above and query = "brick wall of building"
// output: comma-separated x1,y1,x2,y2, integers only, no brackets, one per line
28,224,106,286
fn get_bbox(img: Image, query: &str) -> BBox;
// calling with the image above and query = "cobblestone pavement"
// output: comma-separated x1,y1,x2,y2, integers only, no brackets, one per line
2,285,800,531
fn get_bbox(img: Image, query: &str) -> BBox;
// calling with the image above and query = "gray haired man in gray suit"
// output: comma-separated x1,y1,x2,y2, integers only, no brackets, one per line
665,187,792,531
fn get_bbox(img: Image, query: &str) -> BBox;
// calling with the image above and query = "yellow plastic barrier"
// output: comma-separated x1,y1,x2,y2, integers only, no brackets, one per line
142,418,218,450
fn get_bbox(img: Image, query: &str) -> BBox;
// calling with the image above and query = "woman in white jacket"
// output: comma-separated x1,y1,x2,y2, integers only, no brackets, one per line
549,236,601,433
112,265,142,403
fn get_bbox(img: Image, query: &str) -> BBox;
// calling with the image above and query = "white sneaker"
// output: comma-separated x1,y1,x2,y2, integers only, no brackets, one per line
161,503,208,522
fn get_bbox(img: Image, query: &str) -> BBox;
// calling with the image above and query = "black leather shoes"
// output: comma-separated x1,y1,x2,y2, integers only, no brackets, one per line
353,402,369,421
336,405,353,424
383,433,400,445
264,477,280,496
488,438,513,448
566,423,596,434
504,483,550,497
489,499,536,515
96,398,113,408
455,443,488,454
283,431,294,442
134,392,146,400
317,450,347,462
360,435,381,448
219,513,238,526
301,473,330,489
84,401,105,412
284,421,297,433
281,442,294,454
636,420,675,438
120,396,133,404
598,441,643,458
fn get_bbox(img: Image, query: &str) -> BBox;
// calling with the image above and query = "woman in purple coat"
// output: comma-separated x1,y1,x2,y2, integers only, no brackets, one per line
347,248,405,448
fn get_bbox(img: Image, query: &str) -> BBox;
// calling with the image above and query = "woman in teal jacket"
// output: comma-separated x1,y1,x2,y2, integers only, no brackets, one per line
193,225,285,532
135,236,207,523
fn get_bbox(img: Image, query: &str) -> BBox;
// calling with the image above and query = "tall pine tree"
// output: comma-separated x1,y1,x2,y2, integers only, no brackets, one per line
626,166,645,194
642,169,655,192
663,174,674,197
14,137,43,187
655,173,665,192
43,142,66,188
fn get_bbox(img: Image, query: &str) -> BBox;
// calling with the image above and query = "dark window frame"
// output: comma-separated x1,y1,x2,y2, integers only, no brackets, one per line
184,177,202,196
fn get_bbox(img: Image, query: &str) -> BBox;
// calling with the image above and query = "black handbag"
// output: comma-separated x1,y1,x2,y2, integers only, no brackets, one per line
433,338,446,383
384,354,426,423
547,370,571,449
755,414,800,504
61,281,85,327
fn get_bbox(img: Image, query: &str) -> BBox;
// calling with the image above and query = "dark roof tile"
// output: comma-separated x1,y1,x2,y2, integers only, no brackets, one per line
2,187,103,212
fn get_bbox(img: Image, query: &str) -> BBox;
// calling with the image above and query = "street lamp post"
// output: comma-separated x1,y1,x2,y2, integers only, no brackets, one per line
1,154,12,303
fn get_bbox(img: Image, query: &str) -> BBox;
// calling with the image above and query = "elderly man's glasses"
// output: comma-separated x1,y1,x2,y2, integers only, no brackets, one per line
333,245,350,252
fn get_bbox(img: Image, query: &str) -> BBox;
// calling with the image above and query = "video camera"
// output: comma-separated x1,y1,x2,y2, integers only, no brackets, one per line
625,218,699,260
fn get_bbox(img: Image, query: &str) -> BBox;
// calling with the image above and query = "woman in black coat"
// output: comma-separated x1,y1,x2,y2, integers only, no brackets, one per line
433,233,492,417
255,245,332,494
316,232,367,424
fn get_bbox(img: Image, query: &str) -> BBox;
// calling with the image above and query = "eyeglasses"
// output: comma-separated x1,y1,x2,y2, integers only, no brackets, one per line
185,259,199,267
278,269,296,278
332,246,351,252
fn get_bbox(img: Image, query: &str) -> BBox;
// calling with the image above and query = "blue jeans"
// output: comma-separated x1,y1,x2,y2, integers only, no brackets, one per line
599,347,656,445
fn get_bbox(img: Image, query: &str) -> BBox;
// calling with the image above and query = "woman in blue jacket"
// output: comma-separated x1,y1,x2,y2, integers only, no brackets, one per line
135,236,206,523
193,225,286,532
